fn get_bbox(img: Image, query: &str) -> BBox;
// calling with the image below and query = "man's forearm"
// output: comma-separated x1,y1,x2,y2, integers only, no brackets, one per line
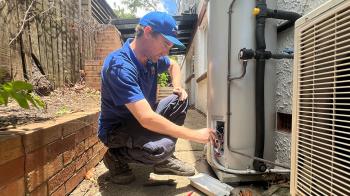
140,112,195,141
169,60,182,88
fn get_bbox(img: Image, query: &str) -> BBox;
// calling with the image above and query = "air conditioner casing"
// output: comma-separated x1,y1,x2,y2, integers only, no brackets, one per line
291,0,350,195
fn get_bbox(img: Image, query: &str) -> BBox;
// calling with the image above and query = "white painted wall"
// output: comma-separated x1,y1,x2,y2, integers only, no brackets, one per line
194,13,208,114
180,1,208,113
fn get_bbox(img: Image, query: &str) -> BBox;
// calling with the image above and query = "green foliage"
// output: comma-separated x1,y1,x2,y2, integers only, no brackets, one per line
0,81,45,109
55,106,71,116
121,0,159,13
112,0,160,19
158,72,169,87
113,5,136,19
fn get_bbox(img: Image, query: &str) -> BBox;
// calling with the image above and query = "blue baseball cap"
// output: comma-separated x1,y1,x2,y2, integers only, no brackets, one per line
139,11,186,50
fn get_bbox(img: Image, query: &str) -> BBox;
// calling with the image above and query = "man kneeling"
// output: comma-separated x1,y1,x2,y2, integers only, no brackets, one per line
98,11,216,184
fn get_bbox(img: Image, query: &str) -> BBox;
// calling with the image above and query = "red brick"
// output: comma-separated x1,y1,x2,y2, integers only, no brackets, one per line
25,147,48,172
65,167,86,194
48,162,76,194
0,156,24,187
86,148,93,160
63,148,76,166
92,142,104,156
85,82,100,91
85,153,101,171
0,177,25,196
50,185,65,196
99,147,107,157
91,121,98,134
75,126,92,144
22,125,62,153
84,60,101,66
0,135,24,165
28,183,47,196
62,115,96,136
26,155,63,192
47,134,75,158
86,135,98,149
75,153,88,171
26,139,68,173
75,142,85,157
86,77,100,83
84,70,100,77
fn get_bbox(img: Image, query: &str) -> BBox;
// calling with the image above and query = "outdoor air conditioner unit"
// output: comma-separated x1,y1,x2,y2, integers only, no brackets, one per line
291,0,350,195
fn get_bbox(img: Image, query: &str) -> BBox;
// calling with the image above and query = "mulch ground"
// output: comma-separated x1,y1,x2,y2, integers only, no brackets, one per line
0,85,100,129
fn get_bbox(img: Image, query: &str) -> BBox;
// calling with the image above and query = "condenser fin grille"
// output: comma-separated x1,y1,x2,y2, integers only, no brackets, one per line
293,1,350,195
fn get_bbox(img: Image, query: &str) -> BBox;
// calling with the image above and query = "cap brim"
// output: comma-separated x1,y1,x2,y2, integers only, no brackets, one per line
162,34,186,50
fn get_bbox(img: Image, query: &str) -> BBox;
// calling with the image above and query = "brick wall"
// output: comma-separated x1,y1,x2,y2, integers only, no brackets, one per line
85,25,123,90
0,110,106,195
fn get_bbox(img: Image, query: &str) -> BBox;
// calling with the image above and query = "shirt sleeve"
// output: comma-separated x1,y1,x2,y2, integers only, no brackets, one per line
157,56,171,73
105,62,145,106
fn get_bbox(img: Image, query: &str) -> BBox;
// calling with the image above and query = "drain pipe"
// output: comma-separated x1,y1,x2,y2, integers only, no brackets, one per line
253,0,268,172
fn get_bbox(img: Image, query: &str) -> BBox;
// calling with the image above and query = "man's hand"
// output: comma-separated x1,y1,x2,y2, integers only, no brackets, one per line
173,87,188,101
192,128,217,144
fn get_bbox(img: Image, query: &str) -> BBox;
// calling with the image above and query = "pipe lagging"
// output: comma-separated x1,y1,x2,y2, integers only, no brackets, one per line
267,9,301,22
253,0,268,172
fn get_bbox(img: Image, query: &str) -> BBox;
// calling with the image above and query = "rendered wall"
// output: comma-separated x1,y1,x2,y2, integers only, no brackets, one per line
274,0,329,166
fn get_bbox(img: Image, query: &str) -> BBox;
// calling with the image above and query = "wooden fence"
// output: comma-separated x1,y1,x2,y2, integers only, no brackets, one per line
0,0,105,87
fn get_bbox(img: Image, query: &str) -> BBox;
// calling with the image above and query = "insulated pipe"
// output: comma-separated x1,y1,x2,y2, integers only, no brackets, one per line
271,53,294,59
253,0,267,172
267,8,301,33
266,9,301,21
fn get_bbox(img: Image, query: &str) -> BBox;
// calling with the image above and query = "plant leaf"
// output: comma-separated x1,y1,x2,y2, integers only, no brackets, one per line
0,90,9,105
10,92,29,109
2,82,13,92
25,94,38,108
12,80,33,91
31,93,45,109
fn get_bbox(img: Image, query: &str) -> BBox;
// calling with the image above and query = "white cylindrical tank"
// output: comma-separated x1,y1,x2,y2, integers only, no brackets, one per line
207,0,277,174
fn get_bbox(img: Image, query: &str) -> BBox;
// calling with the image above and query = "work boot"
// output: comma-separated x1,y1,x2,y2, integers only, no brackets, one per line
154,155,195,176
103,149,135,184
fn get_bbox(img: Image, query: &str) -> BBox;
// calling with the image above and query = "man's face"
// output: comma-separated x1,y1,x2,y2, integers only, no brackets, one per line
146,31,173,63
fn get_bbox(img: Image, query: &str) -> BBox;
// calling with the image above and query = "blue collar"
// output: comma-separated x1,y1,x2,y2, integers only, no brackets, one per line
123,39,147,72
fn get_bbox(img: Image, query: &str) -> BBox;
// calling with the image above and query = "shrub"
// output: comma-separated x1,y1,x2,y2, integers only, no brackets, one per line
0,81,45,109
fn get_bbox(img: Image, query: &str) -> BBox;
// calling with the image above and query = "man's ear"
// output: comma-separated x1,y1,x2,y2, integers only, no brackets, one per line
143,26,153,39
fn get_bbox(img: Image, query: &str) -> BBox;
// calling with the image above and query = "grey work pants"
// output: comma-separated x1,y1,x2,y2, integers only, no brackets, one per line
105,94,189,165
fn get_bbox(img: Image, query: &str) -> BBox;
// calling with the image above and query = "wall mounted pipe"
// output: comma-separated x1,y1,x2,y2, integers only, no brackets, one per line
266,9,301,21
225,0,236,159
253,0,268,172
266,8,302,33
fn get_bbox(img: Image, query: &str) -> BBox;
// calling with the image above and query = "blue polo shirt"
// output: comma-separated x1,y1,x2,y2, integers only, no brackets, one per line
98,39,170,143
